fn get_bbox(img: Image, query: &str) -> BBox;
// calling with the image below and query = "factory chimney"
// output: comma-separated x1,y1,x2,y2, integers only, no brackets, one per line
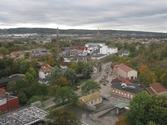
56,28,59,57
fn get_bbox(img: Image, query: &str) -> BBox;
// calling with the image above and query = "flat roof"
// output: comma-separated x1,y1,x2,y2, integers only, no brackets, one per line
111,82,143,94
0,75,24,84
115,102,129,109
0,106,47,125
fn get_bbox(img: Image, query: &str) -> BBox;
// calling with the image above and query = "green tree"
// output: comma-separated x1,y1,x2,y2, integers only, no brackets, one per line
126,92,167,125
17,90,28,105
28,67,37,78
39,84,49,99
27,95,42,106
49,66,63,85
77,61,85,74
16,79,29,92
68,62,78,72
24,72,34,84
64,69,78,86
0,47,9,57
19,59,29,74
54,86,78,105
7,81,17,95
46,108,80,125
0,59,6,70
147,121,157,125
28,82,43,98
82,63,93,79
81,80,99,95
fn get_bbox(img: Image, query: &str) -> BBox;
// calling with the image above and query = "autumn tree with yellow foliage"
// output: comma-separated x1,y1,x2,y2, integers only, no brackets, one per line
114,115,128,125
138,69,157,87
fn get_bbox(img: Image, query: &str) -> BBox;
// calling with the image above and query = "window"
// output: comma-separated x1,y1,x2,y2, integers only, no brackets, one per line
124,92,126,97
91,101,93,104
118,91,120,94
131,95,133,99
112,89,114,93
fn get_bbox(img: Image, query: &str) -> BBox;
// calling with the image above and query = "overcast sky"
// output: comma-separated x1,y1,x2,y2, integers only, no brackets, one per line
0,0,167,33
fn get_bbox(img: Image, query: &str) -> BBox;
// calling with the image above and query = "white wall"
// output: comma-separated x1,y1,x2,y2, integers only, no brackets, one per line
0,98,6,106
100,46,118,55
39,71,47,79
127,70,138,79
87,97,102,105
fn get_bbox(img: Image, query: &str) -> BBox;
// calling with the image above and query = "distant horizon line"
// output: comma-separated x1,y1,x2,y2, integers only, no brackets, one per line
0,27,166,34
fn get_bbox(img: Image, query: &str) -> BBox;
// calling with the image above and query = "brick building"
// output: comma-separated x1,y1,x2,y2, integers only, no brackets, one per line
0,88,19,113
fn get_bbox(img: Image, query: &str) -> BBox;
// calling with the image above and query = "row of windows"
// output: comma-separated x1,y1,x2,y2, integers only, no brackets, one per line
112,89,134,99
87,98,101,105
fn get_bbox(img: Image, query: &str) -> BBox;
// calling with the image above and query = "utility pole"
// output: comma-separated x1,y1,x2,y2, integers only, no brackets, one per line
56,28,59,57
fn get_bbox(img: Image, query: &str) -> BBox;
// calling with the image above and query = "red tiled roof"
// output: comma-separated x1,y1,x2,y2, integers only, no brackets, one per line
60,62,68,66
39,62,53,73
117,63,133,72
146,87,156,95
11,50,24,55
111,78,132,84
118,78,132,84
150,83,167,93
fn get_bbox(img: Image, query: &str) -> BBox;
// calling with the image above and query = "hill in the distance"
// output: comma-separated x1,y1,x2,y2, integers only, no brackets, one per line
0,28,167,38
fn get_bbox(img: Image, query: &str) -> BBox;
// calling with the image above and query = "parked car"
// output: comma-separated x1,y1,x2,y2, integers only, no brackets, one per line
103,83,106,86
74,86,80,91
105,80,109,84
102,96,109,101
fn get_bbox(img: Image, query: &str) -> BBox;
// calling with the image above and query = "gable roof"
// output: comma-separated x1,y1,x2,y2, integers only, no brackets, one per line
146,83,167,95
117,63,134,73
79,91,102,103
39,62,53,73
10,50,24,55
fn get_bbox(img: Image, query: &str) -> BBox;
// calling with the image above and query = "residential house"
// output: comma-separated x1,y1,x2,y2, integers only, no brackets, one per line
111,78,143,99
79,91,102,106
100,46,118,55
60,62,68,69
114,64,138,80
146,83,167,95
10,51,24,59
118,50,130,57
38,62,53,84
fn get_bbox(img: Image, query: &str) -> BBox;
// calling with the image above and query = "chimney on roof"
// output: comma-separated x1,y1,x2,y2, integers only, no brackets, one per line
56,28,59,57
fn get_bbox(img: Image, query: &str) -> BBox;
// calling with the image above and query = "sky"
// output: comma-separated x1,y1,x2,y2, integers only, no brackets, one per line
0,0,167,33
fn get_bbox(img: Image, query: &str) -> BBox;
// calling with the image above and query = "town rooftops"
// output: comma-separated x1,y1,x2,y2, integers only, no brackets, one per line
117,63,134,73
146,83,167,95
79,91,102,103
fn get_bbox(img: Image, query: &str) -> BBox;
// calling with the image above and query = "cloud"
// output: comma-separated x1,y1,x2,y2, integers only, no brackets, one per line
0,0,167,32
